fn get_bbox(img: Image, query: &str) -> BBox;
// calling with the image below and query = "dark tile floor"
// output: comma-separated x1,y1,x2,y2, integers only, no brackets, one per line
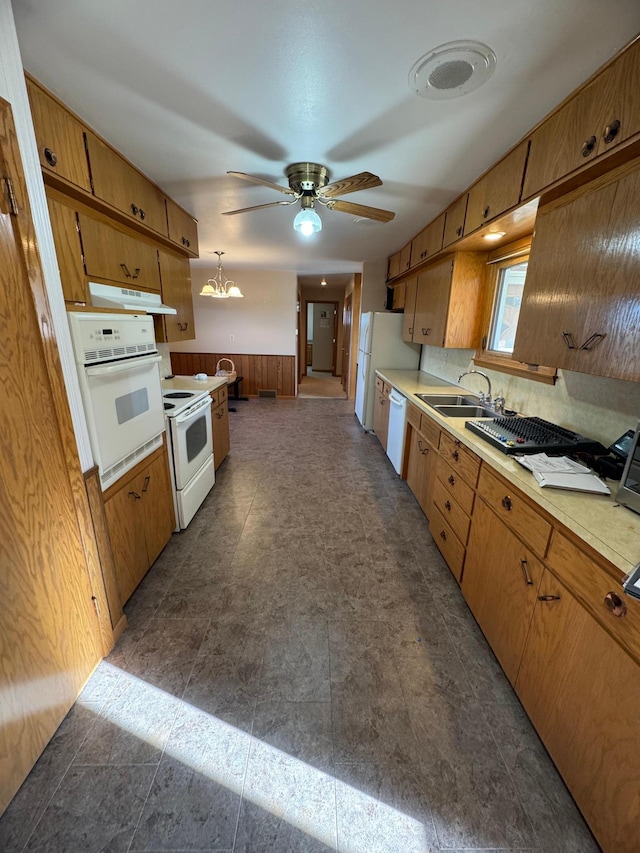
0,399,601,852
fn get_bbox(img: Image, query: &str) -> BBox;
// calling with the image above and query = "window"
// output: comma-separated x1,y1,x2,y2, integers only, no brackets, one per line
474,239,556,384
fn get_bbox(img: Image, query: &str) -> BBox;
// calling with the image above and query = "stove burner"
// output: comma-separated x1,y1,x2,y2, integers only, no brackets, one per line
164,391,193,399
164,402,175,410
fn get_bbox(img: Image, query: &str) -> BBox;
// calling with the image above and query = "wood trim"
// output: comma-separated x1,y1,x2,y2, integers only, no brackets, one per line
170,352,297,397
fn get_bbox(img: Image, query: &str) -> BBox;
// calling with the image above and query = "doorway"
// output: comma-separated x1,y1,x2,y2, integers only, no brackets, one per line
305,301,338,375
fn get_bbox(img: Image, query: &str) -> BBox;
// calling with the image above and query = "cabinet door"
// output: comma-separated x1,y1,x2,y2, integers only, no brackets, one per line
464,141,529,234
372,388,389,450
513,166,640,381
46,194,86,303
413,259,452,345
85,132,167,235
104,473,149,604
166,196,199,257
141,451,175,564
399,242,412,275
516,571,640,853
442,194,468,247
406,427,436,520
26,79,92,193
461,499,543,685
411,213,445,267
79,212,161,291
157,250,195,342
391,281,406,311
387,251,401,280
212,400,230,470
401,276,417,342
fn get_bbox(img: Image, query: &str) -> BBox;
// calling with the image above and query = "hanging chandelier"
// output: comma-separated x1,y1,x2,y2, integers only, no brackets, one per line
199,251,244,299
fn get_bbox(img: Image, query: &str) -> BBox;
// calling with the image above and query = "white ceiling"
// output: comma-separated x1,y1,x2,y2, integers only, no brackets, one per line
13,1,640,275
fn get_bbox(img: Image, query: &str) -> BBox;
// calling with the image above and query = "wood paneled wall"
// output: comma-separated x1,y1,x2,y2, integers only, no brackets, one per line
170,352,296,397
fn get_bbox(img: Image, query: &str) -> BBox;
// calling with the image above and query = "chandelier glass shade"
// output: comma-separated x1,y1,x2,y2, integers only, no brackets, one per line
199,251,243,298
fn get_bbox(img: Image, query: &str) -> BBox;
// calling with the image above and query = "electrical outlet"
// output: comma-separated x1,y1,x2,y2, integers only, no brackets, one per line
229,335,235,341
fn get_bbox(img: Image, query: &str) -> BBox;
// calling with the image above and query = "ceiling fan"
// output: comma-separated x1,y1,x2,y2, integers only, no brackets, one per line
223,162,395,235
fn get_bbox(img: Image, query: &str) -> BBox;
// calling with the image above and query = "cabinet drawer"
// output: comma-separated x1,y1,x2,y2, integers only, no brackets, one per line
210,386,228,407
436,456,475,516
166,196,199,257
375,375,384,393
79,213,161,291
407,401,421,431
418,413,440,448
439,432,481,487
432,477,471,545
547,530,640,665
430,504,465,582
477,466,551,558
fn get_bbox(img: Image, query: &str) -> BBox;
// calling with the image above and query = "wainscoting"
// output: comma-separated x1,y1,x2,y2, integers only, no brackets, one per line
170,352,296,397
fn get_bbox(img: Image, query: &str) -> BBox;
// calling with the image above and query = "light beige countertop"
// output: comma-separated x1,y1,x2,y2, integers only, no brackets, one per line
377,368,640,578
162,374,228,394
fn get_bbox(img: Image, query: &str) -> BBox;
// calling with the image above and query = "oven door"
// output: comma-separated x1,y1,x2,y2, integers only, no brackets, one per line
169,395,213,490
83,353,165,471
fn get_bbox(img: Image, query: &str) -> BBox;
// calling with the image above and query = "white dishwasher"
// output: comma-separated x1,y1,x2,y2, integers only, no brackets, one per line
386,389,408,475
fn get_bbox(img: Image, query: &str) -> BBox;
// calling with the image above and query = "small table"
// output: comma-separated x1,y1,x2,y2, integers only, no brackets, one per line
227,375,248,411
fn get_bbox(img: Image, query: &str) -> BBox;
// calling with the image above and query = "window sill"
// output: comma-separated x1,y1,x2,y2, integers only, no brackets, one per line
473,352,557,385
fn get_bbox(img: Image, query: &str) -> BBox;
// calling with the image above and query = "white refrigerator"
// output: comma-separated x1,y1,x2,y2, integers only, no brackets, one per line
354,312,421,430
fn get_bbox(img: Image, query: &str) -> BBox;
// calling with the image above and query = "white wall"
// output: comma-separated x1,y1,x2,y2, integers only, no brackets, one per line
419,346,640,447
171,267,298,356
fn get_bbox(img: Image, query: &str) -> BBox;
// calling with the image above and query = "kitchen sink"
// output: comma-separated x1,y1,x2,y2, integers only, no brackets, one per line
434,404,497,418
415,393,481,406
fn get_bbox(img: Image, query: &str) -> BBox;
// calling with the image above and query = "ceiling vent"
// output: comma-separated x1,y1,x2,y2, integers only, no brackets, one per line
409,40,496,100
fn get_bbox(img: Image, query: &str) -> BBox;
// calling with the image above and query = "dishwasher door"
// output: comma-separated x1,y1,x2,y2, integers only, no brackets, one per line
386,389,407,475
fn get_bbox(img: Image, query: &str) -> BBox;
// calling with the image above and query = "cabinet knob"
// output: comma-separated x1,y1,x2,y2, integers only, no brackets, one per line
139,208,146,220
440,529,447,541
501,495,513,511
451,450,459,462
483,205,490,219
131,203,139,215
603,119,621,144
581,135,597,157
448,474,455,486
455,225,462,237
604,591,627,617
444,500,452,512
43,147,58,167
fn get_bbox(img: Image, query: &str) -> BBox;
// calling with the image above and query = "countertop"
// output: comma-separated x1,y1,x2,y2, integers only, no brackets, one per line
162,374,228,394
377,368,640,578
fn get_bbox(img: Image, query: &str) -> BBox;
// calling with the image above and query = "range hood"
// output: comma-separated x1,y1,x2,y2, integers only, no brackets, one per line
88,282,177,315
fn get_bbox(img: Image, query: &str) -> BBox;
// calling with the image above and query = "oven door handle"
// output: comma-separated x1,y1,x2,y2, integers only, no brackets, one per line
86,354,162,376
174,397,212,424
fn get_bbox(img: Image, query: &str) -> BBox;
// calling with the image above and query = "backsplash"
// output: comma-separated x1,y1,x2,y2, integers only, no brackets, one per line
157,343,173,380
419,347,640,447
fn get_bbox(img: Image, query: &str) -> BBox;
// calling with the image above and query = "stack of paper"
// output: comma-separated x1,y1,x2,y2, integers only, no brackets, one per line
514,453,611,494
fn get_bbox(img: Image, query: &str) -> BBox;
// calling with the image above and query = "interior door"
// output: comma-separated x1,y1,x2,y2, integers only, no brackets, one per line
0,98,102,814
341,293,352,393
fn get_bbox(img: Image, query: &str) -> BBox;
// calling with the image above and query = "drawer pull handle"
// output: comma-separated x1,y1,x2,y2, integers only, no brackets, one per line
421,327,431,336
561,331,576,349
520,559,533,586
440,530,447,541
537,594,560,602
451,450,459,462
448,474,455,486
216,410,224,419
579,332,605,351
128,490,141,500
120,263,132,278
131,268,141,280
44,147,58,167
604,591,627,617
603,119,621,144
142,476,151,493
501,495,513,511
177,322,188,331
444,500,452,512
417,440,429,455
483,205,490,219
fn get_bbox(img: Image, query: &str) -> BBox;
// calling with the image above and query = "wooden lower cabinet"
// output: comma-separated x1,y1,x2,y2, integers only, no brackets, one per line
515,569,640,853
461,498,544,684
211,386,230,470
373,378,391,451
406,426,437,520
104,445,175,605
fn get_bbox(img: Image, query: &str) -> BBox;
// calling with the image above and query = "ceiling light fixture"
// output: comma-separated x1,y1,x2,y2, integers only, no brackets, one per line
293,195,322,236
320,277,327,287
199,251,244,299
483,231,506,242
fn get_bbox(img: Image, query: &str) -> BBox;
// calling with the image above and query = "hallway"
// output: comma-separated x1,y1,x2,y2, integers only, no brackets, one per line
298,370,347,399
0,399,598,852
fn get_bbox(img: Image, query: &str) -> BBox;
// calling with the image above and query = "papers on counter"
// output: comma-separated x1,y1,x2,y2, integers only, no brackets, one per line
623,564,640,601
514,453,611,494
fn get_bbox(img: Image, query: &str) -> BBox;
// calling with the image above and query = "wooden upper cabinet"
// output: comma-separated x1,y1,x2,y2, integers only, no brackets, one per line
26,78,92,193
46,193,86,303
387,250,401,281
513,160,640,382
156,249,195,343
412,252,486,348
442,194,468,247
464,141,529,235
401,276,418,343
523,40,640,199
391,280,406,311
78,212,161,291
84,131,168,236
166,197,199,257
399,242,412,274
410,213,445,267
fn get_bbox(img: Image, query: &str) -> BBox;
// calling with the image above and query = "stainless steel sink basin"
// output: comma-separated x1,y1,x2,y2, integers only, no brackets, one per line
415,393,480,406
434,404,497,418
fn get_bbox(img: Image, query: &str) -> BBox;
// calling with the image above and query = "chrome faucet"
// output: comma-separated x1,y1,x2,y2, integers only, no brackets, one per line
458,369,492,404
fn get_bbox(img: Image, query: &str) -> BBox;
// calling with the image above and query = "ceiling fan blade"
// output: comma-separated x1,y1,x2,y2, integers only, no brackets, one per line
227,171,296,195
326,199,395,222
222,200,297,215
318,171,383,198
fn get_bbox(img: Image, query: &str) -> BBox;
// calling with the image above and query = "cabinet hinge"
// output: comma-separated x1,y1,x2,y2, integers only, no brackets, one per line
3,176,18,215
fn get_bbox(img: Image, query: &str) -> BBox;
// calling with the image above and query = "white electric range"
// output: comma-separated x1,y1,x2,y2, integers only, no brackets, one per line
163,388,215,529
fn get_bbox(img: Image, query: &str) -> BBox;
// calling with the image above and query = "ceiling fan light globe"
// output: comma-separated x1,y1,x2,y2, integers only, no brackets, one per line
293,208,322,236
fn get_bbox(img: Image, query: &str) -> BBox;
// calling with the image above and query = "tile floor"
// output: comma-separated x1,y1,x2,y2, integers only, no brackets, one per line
0,399,601,852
